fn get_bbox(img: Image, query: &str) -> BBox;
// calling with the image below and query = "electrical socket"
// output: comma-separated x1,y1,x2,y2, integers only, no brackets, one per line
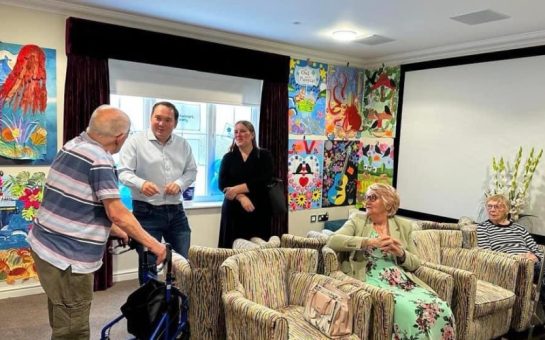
310,215,317,223
317,213,329,222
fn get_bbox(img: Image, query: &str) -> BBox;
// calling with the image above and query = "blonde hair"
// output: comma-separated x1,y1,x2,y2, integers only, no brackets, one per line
367,183,400,217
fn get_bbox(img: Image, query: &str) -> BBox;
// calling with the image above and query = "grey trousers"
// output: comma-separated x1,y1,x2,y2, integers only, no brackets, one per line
31,250,93,340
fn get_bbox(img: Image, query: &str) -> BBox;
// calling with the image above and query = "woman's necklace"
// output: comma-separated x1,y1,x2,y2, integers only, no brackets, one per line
372,222,388,236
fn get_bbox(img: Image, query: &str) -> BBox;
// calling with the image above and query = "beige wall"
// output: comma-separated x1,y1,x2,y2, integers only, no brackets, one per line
0,4,354,298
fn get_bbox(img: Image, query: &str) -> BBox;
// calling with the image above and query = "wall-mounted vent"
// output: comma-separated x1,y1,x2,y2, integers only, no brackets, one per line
450,9,509,25
355,35,395,46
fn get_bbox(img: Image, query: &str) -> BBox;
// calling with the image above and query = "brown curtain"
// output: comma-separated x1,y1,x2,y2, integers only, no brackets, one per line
63,53,112,291
259,80,289,236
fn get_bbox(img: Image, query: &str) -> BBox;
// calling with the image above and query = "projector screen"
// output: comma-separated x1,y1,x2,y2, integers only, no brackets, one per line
396,51,545,235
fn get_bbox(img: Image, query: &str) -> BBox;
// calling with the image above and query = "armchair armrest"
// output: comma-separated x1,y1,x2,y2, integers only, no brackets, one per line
322,246,339,275
414,266,454,304
223,291,288,340
172,251,191,296
422,261,476,340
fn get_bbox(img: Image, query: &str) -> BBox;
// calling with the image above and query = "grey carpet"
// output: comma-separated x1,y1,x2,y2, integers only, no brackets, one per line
1,279,139,340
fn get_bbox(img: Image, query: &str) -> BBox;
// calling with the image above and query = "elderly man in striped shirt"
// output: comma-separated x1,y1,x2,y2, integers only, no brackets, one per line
27,105,167,340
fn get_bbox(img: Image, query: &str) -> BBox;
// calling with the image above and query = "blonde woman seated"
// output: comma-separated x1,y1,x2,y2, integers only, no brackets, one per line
327,183,456,339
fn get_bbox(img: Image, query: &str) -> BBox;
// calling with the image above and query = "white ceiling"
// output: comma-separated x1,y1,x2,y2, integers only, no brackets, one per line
9,0,545,65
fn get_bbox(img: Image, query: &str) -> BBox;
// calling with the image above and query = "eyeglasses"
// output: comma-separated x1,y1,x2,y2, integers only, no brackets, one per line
365,194,379,202
486,204,504,210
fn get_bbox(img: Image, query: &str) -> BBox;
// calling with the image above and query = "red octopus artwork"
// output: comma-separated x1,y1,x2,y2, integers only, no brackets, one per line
0,44,47,114
327,72,362,135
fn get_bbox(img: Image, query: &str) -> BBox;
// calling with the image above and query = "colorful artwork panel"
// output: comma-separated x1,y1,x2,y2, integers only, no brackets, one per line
355,138,395,208
363,65,400,138
0,42,57,164
287,139,324,211
325,65,365,140
288,58,327,135
0,171,45,284
322,140,362,207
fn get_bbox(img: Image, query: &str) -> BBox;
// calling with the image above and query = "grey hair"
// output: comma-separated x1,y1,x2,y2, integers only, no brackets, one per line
367,183,400,217
87,105,130,137
486,194,511,220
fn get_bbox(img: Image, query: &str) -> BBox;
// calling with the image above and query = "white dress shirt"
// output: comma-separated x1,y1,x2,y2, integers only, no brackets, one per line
118,129,197,205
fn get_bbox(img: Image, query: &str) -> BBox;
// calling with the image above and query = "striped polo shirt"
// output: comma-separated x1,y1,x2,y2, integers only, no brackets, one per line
477,219,543,261
27,132,120,273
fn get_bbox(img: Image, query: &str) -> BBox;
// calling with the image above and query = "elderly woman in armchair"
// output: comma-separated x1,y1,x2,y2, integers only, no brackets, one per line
327,183,456,339
477,194,543,285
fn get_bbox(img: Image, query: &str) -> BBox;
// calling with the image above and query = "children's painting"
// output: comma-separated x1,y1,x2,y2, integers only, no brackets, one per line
287,139,324,211
322,140,362,207
0,171,45,284
0,42,57,165
355,138,394,208
288,58,327,136
362,65,400,138
325,65,365,140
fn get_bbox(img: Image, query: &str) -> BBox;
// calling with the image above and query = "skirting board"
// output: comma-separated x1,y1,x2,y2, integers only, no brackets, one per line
0,269,138,300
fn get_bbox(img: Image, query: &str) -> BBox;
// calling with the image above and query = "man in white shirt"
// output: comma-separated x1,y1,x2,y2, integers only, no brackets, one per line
119,101,197,283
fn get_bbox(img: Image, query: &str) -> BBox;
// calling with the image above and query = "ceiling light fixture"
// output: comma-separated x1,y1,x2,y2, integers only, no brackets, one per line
332,30,358,42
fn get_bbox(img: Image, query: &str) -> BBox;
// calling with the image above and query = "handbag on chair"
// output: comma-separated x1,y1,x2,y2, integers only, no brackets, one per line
303,282,356,338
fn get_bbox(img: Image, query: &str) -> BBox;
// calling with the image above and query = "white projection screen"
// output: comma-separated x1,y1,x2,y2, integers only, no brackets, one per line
396,51,545,235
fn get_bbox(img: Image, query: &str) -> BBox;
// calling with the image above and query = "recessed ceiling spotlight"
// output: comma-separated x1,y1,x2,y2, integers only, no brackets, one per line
332,30,358,42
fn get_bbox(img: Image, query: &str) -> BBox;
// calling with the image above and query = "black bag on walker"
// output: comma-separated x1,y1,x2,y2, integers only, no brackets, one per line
121,278,182,339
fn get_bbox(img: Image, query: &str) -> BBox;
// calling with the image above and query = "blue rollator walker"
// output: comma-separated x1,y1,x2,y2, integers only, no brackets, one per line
100,241,188,340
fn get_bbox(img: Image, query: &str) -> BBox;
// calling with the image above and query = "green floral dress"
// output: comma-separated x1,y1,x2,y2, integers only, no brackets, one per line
364,231,456,340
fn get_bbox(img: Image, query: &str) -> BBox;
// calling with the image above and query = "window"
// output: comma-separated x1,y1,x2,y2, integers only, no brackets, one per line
110,94,260,202
108,59,263,203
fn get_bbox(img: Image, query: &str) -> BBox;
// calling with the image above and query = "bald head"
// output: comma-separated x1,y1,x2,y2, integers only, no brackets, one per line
87,105,130,137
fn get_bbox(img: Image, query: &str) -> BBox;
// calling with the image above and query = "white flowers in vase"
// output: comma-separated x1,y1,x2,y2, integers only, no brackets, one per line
486,147,543,221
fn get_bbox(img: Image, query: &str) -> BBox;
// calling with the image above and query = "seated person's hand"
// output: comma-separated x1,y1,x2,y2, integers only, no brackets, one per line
164,182,181,195
141,181,160,196
375,235,404,257
519,252,539,262
237,194,255,212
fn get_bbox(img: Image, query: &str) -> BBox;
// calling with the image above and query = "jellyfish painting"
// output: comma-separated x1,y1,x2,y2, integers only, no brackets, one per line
0,43,55,162
0,44,47,115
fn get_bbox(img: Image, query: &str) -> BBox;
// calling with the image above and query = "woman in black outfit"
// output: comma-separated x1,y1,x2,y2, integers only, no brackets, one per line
218,120,273,248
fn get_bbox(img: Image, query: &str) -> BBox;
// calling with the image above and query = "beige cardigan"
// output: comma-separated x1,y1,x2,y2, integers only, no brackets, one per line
327,213,432,292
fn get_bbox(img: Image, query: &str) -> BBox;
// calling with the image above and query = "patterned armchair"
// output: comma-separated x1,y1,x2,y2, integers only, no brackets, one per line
412,218,478,248
172,239,280,340
280,233,328,274
412,229,519,340
322,245,454,340
220,248,372,339
414,218,543,331
477,245,545,332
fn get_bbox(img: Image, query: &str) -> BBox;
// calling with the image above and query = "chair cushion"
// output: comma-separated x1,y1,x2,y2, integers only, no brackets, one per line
278,305,360,340
474,280,516,318
324,219,347,232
